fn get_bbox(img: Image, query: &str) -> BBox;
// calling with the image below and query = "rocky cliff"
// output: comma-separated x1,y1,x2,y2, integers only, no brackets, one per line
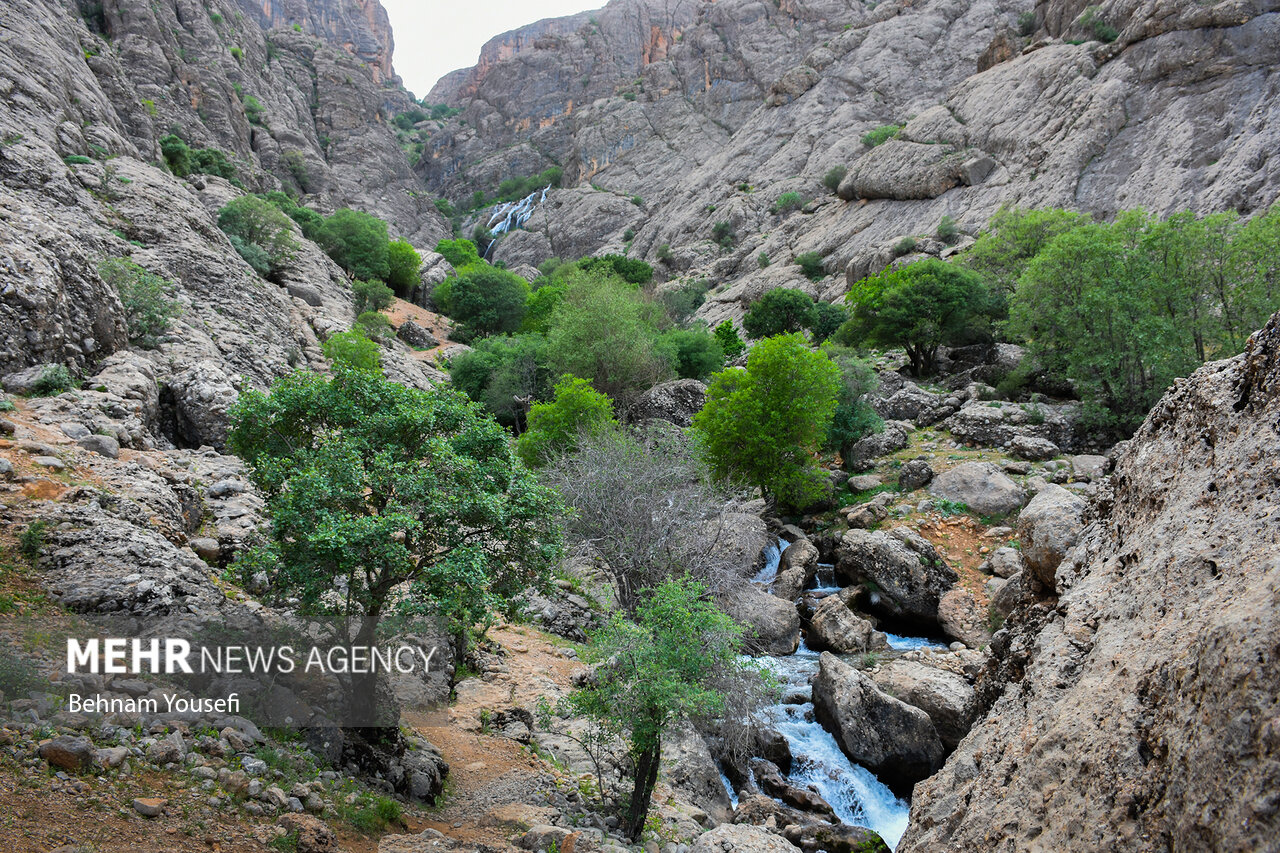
899,308,1280,851
0,0,448,447
232,0,397,82
420,0,1280,327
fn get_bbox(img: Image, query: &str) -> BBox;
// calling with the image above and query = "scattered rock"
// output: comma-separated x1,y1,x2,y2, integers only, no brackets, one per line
132,797,167,817
1016,484,1088,590
835,528,958,627
984,546,1024,579
845,424,909,471
396,320,438,349
898,459,934,491
277,813,337,852
846,474,882,492
628,379,708,428
691,824,803,853
32,455,65,470
1070,454,1109,481
77,434,120,458
928,462,1027,517
38,736,95,771
1009,435,1059,461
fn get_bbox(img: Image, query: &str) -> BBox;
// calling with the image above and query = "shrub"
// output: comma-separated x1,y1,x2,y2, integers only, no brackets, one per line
321,329,381,372
283,150,314,193
713,320,746,359
64,154,93,165
845,258,998,375
758,252,770,269
191,147,236,180
29,365,76,397
963,206,1092,295
447,266,530,340
743,288,815,339
937,215,960,243
861,124,903,147
316,209,390,281
822,343,883,459
578,254,654,286
449,334,553,426
659,279,711,325
809,301,847,344
522,282,566,334
352,278,394,313
623,227,635,242
1079,6,1119,42
694,333,841,509
712,221,735,250
160,134,193,177
98,257,181,348
517,375,617,467
386,239,422,297
355,311,392,339
823,165,848,193
657,243,673,263
19,520,48,561
1017,11,1037,36
229,236,271,276
893,236,918,256
243,94,265,126
772,192,807,215
435,238,480,269
230,46,243,61
795,251,827,281
217,195,298,277
658,327,724,380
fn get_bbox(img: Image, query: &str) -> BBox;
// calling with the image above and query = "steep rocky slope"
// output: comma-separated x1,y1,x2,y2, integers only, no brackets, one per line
0,0,449,447
899,309,1280,851
423,0,1280,325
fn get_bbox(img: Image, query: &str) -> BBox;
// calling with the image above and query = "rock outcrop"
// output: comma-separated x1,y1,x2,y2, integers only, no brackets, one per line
835,528,958,629
901,310,1280,851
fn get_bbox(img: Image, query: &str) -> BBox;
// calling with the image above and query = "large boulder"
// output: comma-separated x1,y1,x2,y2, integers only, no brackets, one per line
812,653,944,795
1016,484,1088,590
837,140,969,200
773,538,819,600
872,660,977,751
835,528,958,627
845,423,909,471
664,724,733,824
724,582,801,655
628,379,708,428
807,589,888,654
942,400,1081,453
928,462,1027,517
936,587,992,649
697,512,771,579
898,458,935,491
692,824,803,853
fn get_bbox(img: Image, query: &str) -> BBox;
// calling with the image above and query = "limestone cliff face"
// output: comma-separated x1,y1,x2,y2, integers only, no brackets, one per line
899,308,1280,851
419,0,1280,328
0,0,447,447
231,0,396,82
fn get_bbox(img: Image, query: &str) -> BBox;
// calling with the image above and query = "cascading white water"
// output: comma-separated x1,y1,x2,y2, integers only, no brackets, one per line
753,537,789,585
486,186,550,237
883,632,948,652
758,652,911,849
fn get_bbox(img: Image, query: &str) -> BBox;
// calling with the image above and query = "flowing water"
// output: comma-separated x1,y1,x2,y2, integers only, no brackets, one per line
733,537,916,849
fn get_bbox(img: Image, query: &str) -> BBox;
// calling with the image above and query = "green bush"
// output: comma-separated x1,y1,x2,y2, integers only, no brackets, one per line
160,134,193,176
229,236,271,276
449,334,553,426
386,239,422,297
217,195,298,277
28,365,76,397
352,278,394,313
822,343,883,460
355,311,392,339
846,258,998,375
243,94,265,126
758,252,770,269
521,283,566,334
713,320,746,359
861,124,903,147
316,209,390,281
658,327,724,380
657,243,673,263
743,288,816,339
893,236,918,256
447,266,530,340
321,329,380,372
694,333,841,509
191,147,237,180
230,46,243,61
823,166,848,193
963,206,1092,295
795,251,827,281
1079,6,1119,42
435,238,480,269
937,215,960,243
64,154,93,165
772,192,807,215
98,257,181,348
809,301,847,344
19,520,48,561
1017,11,1037,36
659,279,711,325
712,221,735,250
577,254,654,285
517,375,617,467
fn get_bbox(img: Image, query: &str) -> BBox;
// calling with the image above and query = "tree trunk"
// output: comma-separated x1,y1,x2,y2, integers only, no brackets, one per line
625,738,662,841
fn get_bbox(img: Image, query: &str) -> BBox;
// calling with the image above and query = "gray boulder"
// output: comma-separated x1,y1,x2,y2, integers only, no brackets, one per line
898,458,934,491
773,538,819,601
1016,484,1088,589
835,528,958,627
929,462,1027,517
629,379,708,428
846,423,908,471
396,320,438,349
2,363,65,395
724,581,801,656
78,434,120,458
807,590,888,654
936,587,991,649
812,652,943,795
871,659,978,751
692,824,803,853
1009,435,1060,461
838,140,968,200
984,546,1024,579
39,735,95,771
1070,454,1110,481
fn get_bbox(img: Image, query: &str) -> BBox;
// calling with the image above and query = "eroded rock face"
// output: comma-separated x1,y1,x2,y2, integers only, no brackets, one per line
871,660,977,751
901,310,1280,851
812,652,944,796
807,590,888,655
724,582,801,656
629,378,708,427
1016,483,1089,590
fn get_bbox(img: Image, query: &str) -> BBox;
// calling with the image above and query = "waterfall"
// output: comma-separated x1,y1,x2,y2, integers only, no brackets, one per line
485,185,550,236
753,537,789,585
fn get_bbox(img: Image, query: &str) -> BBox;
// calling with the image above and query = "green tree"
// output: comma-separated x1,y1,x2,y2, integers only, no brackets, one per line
565,577,757,839
160,134,193,177
352,278,394,313
387,239,422,297
98,257,181,348
713,320,746,359
743,288,816,339
449,334,553,427
316,209,390,281
522,283,566,334
658,327,724,380
964,206,1091,295
229,367,562,725
822,166,848,193
217,195,298,277
517,375,617,467
355,310,393,339
447,265,530,340
845,258,996,375
821,343,883,463
809,301,847,344
694,333,840,509
546,270,672,404
321,329,381,372
435,238,480,269
577,254,654,285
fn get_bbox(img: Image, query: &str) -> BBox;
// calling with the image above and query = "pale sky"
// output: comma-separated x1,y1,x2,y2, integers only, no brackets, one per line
381,0,603,99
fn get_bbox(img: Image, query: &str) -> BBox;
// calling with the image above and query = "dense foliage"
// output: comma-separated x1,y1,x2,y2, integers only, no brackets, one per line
217,195,298,279
315,208,391,282
516,375,617,467
743,288,816,339
98,257,181,348
229,366,562,724
695,333,841,510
